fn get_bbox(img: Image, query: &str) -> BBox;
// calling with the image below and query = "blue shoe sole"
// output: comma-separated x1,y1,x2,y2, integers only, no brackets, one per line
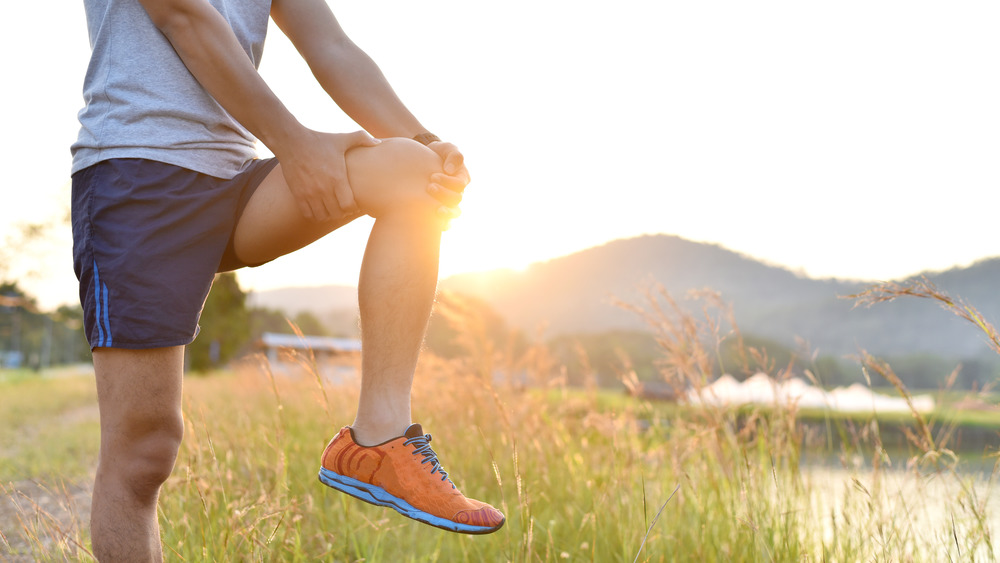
318,467,504,535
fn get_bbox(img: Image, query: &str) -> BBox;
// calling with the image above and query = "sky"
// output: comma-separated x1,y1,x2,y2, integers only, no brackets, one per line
3,1,1000,311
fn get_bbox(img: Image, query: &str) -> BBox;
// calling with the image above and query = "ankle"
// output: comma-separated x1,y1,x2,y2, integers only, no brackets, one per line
350,419,411,446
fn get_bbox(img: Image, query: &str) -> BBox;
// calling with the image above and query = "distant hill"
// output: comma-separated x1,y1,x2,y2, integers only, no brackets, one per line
441,235,1000,359
250,235,1000,360
248,284,357,315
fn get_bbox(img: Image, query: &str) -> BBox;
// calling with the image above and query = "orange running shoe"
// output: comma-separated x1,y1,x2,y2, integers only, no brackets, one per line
318,424,505,534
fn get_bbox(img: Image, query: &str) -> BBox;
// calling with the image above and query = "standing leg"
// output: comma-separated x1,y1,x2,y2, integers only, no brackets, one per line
90,346,185,563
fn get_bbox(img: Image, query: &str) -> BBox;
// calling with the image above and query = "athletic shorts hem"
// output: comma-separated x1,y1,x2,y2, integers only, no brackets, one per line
90,336,198,351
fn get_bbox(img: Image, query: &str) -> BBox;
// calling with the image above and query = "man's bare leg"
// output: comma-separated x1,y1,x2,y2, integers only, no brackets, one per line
233,138,445,445
351,209,442,444
86,139,449,558
237,137,504,533
90,346,184,563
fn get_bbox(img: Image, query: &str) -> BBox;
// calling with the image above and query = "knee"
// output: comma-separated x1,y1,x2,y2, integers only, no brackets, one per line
105,412,184,499
347,137,445,221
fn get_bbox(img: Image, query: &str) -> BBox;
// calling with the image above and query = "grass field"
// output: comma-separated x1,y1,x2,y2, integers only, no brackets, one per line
3,279,1000,561
3,355,1000,561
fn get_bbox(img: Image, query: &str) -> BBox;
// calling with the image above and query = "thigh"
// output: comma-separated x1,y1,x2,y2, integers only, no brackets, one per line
232,137,442,266
94,347,185,446
229,162,358,268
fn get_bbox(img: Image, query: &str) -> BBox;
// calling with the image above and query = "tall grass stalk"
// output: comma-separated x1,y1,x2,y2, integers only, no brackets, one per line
4,280,1000,560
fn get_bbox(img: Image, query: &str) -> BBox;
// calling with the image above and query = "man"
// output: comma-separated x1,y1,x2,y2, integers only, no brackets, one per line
71,0,504,559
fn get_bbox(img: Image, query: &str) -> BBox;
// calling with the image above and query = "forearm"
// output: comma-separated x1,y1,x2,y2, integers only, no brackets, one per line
309,41,429,139
140,0,305,155
269,0,434,140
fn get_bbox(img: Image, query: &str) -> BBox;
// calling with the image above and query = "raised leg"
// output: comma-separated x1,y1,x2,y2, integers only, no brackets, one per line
233,137,446,444
242,137,505,534
90,346,184,563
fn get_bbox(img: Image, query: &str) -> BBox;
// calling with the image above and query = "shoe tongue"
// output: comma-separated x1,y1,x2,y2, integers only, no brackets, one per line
404,423,424,439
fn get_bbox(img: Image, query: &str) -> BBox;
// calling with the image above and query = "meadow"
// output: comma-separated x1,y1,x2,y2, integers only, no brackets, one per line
3,279,1000,561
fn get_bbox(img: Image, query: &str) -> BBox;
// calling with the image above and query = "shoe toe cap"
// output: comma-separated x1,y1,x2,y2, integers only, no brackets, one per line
455,505,505,528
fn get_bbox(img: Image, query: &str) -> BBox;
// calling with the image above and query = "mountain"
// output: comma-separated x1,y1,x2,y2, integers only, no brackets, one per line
249,235,1000,360
248,284,357,315
442,235,858,339
440,235,1000,359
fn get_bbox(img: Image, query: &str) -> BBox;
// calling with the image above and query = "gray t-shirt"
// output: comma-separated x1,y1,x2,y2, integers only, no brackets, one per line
72,0,272,179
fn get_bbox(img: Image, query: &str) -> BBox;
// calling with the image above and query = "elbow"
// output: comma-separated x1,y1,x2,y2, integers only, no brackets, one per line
139,0,203,36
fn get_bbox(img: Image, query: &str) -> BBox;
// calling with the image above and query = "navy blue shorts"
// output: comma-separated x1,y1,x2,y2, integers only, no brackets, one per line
71,158,280,349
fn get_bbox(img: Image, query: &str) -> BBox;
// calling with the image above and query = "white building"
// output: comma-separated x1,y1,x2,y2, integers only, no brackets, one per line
686,372,935,413
255,332,361,384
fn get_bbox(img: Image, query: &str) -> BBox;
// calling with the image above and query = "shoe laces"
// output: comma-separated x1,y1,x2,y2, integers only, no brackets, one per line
403,432,455,488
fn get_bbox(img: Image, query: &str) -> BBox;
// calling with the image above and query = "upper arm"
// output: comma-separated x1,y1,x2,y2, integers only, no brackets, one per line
137,0,212,32
270,0,354,62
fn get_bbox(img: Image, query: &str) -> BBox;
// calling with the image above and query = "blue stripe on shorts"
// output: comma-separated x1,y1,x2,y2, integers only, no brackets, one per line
92,260,112,347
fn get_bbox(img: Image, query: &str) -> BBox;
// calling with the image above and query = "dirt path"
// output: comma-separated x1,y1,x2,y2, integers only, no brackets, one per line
1,477,94,561
1,402,99,560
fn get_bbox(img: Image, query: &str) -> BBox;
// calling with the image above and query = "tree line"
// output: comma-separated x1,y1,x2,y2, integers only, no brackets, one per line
0,274,335,373
0,282,90,370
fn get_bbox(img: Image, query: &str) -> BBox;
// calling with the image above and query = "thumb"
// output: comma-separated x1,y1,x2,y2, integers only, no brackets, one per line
349,130,381,148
